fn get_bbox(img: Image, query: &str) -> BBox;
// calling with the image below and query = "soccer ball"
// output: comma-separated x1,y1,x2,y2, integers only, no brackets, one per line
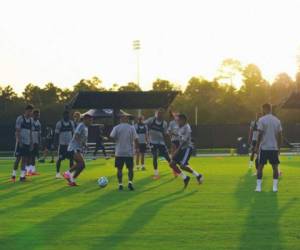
98,176,109,188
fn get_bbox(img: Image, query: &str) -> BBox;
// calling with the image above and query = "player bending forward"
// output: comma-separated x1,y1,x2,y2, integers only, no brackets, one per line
255,103,282,192
63,114,93,186
110,114,139,191
170,114,204,188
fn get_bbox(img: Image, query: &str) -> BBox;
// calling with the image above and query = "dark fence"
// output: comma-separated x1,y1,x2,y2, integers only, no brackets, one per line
1,124,299,150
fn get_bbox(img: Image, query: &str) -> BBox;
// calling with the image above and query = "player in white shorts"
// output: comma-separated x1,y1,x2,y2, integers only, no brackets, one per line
63,114,93,186
254,103,282,192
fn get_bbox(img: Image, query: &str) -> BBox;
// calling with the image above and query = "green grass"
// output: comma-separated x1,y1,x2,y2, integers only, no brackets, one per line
1,156,300,250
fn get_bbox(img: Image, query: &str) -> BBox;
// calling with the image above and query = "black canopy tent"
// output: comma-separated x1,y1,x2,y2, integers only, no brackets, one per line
67,91,179,123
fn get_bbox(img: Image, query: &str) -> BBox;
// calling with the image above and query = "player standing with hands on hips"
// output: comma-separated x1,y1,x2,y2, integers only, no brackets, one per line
255,103,282,192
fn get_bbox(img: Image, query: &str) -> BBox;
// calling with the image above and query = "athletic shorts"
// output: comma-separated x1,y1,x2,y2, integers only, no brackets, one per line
171,140,180,148
173,146,193,166
258,150,280,165
58,145,72,160
115,156,134,169
31,143,40,158
138,143,147,153
15,143,31,157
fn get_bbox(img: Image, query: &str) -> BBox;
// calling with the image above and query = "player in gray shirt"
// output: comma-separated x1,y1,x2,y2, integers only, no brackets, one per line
167,111,180,154
110,114,139,191
134,116,148,171
144,108,171,179
170,113,204,188
28,109,42,175
55,110,75,178
11,104,34,182
63,114,92,186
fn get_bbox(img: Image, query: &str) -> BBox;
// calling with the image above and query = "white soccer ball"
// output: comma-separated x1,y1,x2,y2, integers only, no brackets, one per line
98,176,109,188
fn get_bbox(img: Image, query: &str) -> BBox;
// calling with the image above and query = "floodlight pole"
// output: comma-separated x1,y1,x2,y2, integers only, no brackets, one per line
133,40,141,117
195,106,198,127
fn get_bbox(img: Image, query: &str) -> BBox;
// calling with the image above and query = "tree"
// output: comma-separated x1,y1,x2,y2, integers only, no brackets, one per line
270,73,295,103
215,58,243,86
73,76,105,92
239,64,270,114
152,79,176,91
23,84,42,106
118,82,141,91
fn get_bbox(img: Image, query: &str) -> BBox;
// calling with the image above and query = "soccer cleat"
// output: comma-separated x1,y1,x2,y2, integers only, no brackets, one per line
56,173,63,179
63,172,71,180
118,185,124,191
183,176,191,189
11,176,16,183
196,174,204,184
255,186,261,192
128,183,134,191
273,186,278,192
152,175,160,180
19,177,26,182
68,182,78,187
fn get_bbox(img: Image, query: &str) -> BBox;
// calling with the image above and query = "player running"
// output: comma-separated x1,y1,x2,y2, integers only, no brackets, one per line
134,116,148,171
145,108,171,179
168,111,180,155
248,112,261,168
27,109,42,176
110,114,139,191
63,114,93,186
170,114,203,187
254,103,282,192
54,110,75,178
11,104,34,182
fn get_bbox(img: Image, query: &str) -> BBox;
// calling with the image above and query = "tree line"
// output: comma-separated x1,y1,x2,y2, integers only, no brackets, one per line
1,59,300,126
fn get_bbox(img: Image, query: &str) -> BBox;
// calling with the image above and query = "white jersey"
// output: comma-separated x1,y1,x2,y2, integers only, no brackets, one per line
55,120,75,145
68,122,88,152
257,114,282,150
250,120,259,141
15,115,32,145
110,123,138,157
144,117,168,145
178,123,193,149
168,120,180,142
32,119,41,144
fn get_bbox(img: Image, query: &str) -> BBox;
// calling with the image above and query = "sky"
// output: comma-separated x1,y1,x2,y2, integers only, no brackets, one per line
0,0,300,93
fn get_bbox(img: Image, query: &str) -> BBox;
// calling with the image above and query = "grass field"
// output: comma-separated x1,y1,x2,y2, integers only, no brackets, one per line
1,156,300,250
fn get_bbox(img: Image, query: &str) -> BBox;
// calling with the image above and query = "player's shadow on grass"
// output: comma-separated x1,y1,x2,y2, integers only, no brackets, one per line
235,169,296,250
89,190,197,250
0,176,58,201
0,175,179,249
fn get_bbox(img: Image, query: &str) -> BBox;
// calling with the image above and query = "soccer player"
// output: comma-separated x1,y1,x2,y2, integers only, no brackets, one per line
134,116,148,171
167,111,180,155
248,112,261,168
63,114,93,186
110,114,139,191
28,109,42,176
145,108,171,179
39,125,55,163
93,125,109,160
11,104,34,182
54,110,75,178
254,103,282,192
170,114,203,187
73,111,81,128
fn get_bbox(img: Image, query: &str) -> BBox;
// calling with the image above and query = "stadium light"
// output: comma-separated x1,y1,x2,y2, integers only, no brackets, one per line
132,40,141,86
